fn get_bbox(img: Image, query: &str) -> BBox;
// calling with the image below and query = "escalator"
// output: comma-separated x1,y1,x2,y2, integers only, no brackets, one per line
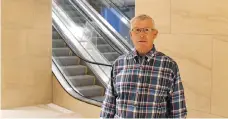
51,0,131,110
74,0,134,46
52,28,105,102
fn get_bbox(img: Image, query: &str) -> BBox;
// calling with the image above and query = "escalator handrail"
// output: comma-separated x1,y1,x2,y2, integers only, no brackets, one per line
70,0,133,53
106,0,134,20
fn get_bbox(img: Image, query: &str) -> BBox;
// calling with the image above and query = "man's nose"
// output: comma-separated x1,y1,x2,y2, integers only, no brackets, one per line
140,35,145,38
139,32,146,38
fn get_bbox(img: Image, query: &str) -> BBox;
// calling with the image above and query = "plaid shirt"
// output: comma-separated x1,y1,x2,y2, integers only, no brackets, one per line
100,45,187,118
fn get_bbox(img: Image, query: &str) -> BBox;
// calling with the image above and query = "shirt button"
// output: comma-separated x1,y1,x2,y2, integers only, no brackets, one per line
138,75,141,78
144,84,149,88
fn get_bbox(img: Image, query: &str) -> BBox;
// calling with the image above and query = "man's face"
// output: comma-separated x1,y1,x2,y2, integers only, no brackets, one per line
130,19,158,55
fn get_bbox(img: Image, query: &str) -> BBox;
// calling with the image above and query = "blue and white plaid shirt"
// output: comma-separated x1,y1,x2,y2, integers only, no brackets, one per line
100,45,187,118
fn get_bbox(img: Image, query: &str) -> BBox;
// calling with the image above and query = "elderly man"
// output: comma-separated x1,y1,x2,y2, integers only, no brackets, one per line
100,14,187,118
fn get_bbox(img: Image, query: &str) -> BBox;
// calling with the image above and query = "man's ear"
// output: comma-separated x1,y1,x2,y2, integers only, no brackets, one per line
154,29,158,35
153,29,158,39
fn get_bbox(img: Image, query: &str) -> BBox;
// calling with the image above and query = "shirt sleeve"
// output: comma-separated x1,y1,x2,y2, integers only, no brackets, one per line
100,67,117,118
168,62,187,118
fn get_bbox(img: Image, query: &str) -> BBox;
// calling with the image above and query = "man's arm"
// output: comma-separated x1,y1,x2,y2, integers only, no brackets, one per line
168,62,187,118
100,67,117,118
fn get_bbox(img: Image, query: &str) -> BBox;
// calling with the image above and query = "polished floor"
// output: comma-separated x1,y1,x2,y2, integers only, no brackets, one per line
0,103,224,118
1,103,82,118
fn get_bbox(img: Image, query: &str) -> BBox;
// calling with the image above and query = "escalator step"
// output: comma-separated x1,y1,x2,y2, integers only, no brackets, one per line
77,85,104,97
52,38,63,42
52,26,56,31
61,4,74,11
102,52,119,61
54,56,80,66
91,96,105,102
52,48,76,56
52,40,67,48
91,37,107,45
66,11,81,17
52,31,61,39
71,16,86,23
61,65,87,76
110,61,115,64
68,75,95,87
55,0,71,5
97,44,115,53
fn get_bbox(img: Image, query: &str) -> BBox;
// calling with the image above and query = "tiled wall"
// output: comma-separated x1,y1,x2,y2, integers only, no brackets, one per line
136,0,228,117
1,0,52,108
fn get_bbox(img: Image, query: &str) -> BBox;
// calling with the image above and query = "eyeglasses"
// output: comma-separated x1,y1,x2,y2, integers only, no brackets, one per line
131,28,156,34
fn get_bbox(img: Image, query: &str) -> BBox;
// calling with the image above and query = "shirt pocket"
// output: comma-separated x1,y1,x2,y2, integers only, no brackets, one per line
149,67,172,92
115,66,138,99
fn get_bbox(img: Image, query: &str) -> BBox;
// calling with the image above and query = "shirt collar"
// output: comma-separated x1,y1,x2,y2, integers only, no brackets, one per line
132,44,157,62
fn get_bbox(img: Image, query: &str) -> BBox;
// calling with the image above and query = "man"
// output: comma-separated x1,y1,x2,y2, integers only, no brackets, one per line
100,14,187,118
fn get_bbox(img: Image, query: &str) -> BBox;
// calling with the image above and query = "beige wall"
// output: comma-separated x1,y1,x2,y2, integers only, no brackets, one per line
1,0,52,108
136,0,228,118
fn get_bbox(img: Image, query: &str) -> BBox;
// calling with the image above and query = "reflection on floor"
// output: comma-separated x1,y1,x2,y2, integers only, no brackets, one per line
1,103,82,118
0,103,224,118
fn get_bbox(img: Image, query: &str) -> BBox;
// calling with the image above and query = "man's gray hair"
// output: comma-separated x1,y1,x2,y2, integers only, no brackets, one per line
130,14,155,29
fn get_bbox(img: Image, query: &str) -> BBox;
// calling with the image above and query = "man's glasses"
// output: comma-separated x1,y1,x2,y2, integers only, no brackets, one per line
131,28,156,34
